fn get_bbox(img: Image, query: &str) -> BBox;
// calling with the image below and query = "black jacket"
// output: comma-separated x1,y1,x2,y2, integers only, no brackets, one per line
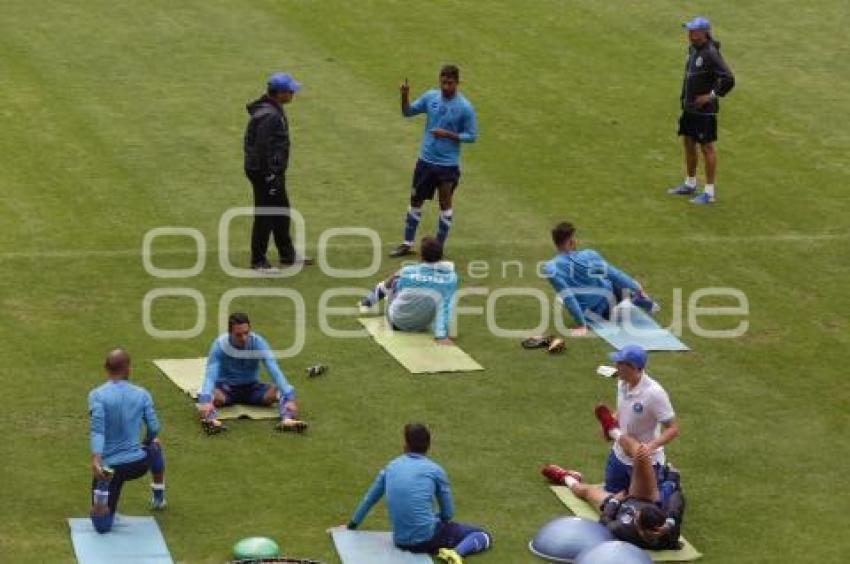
243,95,290,175
680,40,734,114
600,491,686,550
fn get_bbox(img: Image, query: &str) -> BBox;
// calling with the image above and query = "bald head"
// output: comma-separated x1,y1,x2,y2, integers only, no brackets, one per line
104,348,131,379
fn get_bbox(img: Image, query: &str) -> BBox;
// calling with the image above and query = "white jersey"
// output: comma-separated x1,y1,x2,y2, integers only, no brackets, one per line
612,372,676,466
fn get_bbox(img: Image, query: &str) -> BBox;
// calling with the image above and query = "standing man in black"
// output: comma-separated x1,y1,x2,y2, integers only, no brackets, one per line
668,17,735,205
243,72,312,269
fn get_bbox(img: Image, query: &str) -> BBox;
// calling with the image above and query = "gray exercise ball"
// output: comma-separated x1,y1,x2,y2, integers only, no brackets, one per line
529,516,614,562
576,540,652,564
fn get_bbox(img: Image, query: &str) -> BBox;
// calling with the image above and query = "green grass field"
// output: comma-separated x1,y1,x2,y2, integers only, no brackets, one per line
1,1,849,562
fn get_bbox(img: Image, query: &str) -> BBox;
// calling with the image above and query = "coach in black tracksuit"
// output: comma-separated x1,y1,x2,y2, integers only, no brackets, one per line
243,72,311,268
669,16,735,205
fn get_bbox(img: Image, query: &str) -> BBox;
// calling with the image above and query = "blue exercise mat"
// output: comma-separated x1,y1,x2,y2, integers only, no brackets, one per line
68,516,173,564
330,529,432,564
587,302,689,352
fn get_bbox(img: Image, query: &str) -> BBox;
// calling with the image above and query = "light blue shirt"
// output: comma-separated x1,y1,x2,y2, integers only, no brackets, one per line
350,453,454,546
404,89,477,166
388,261,458,340
88,380,159,466
199,333,294,402
543,249,640,326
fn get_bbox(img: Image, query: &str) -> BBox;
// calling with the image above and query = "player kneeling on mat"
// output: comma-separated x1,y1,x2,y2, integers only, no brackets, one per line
346,423,491,564
89,348,167,533
197,312,307,434
360,237,458,346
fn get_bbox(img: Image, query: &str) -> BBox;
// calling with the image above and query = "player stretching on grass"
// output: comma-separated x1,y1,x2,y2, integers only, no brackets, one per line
197,312,307,434
390,65,478,258
89,348,166,533
346,423,491,563
361,237,458,345
543,222,659,337
668,16,735,204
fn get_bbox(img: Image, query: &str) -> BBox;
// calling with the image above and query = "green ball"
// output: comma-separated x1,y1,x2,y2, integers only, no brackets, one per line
232,536,280,560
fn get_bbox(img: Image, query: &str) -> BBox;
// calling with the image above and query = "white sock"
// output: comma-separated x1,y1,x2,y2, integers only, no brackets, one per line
151,483,165,490
685,176,697,188
610,428,623,441
704,184,715,197
564,475,579,488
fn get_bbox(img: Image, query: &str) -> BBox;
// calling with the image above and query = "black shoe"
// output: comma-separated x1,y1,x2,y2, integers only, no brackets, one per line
280,256,314,266
251,260,275,270
389,244,415,258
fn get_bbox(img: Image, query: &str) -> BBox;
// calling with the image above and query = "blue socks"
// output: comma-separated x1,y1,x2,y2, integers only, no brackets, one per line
437,209,453,244
361,282,388,307
455,531,490,557
404,206,422,245
90,512,114,534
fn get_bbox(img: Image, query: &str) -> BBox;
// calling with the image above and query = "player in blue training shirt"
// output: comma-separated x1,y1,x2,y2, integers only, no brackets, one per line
389,64,478,258
196,312,307,434
361,237,458,344
543,222,660,336
88,348,166,533
346,423,491,564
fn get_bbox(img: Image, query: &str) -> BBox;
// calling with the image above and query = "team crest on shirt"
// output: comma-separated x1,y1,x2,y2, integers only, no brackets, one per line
438,106,448,115
632,402,644,414
695,56,704,67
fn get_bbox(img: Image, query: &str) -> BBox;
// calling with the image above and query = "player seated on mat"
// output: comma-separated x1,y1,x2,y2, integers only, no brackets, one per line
541,432,686,550
346,423,491,564
360,237,458,345
196,312,306,434
543,222,659,337
89,348,167,534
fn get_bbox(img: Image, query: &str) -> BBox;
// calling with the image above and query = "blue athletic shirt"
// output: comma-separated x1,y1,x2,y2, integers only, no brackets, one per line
543,249,640,326
350,453,454,546
404,89,477,167
88,380,159,466
388,261,458,340
199,332,294,403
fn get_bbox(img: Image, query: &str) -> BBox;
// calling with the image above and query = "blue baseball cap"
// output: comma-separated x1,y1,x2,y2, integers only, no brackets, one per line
683,16,711,31
608,344,648,370
267,72,301,93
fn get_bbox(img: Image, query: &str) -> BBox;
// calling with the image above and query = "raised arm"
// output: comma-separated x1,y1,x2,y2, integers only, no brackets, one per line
348,469,387,529
403,88,429,118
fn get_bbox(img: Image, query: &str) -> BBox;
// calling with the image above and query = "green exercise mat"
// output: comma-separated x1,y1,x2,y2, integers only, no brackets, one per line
358,317,483,374
153,358,277,419
550,486,702,561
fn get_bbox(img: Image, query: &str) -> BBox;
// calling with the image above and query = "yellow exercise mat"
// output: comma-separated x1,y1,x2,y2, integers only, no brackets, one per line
152,358,277,419
550,486,703,561
358,317,483,374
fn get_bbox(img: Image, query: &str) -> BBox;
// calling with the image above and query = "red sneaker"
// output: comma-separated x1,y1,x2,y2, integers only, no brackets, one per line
541,464,583,485
594,403,619,441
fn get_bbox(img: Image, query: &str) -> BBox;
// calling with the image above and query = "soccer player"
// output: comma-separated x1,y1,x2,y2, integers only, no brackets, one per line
541,434,685,550
196,312,307,433
346,423,491,564
88,348,166,534
668,16,735,205
389,65,478,258
543,222,659,337
361,237,458,344
243,72,313,269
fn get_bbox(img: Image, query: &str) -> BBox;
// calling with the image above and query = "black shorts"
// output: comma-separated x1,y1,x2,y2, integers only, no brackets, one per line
678,111,717,144
411,159,460,202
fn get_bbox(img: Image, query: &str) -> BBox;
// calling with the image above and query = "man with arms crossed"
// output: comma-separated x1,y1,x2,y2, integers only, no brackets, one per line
346,423,491,563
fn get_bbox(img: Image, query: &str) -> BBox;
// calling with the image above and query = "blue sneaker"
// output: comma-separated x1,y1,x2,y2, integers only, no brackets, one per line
668,183,696,195
632,294,661,315
690,192,715,205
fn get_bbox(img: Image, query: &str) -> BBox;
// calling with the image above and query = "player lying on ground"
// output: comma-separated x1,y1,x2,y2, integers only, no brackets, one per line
196,312,307,434
89,348,166,533
543,222,659,337
361,237,458,345
346,423,491,564
541,432,686,550
389,64,477,258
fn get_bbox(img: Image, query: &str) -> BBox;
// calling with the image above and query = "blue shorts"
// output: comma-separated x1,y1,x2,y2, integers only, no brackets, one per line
604,450,663,494
399,521,487,554
411,159,460,202
217,381,271,406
